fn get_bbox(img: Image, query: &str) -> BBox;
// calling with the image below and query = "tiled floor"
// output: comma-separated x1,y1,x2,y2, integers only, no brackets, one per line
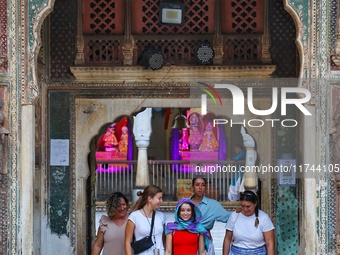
96,211,225,255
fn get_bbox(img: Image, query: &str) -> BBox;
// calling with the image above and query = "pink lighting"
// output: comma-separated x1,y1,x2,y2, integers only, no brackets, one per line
96,116,132,172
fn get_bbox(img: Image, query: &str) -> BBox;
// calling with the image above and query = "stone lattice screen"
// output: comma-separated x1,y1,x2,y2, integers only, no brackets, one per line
45,0,299,75
221,0,264,64
49,0,298,77
134,39,211,65
85,39,124,65
269,0,298,77
50,0,77,80
78,0,306,75
221,0,264,34
81,0,265,66
82,0,124,35
223,37,261,64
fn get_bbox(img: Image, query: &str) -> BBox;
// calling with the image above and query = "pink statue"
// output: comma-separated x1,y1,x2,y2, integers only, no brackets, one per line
103,124,119,151
189,113,202,151
179,128,189,151
118,126,129,152
199,122,219,151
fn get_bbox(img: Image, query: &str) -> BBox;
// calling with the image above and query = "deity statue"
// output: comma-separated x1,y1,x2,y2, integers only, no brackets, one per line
199,122,219,151
103,124,119,151
179,128,189,151
118,126,129,153
189,113,202,151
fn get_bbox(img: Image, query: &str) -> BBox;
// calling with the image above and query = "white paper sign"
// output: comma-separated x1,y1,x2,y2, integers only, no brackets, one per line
50,139,69,166
278,159,296,185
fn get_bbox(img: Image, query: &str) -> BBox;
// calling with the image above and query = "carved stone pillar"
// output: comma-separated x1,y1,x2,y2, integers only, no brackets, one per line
261,35,272,64
213,35,224,65
213,0,223,65
122,37,136,66
21,105,35,255
133,108,152,189
74,0,85,65
122,0,136,66
240,127,258,192
261,0,272,64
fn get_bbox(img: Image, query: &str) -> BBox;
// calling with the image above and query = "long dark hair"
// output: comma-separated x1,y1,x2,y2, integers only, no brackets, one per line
240,190,259,228
131,185,162,211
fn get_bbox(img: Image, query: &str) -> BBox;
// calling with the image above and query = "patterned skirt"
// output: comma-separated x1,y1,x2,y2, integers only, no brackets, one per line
229,245,267,255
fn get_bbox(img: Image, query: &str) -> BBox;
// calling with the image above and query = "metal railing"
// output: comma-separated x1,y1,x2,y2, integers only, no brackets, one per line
96,160,245,202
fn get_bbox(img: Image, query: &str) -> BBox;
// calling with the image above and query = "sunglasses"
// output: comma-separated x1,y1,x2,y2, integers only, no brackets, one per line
240,191,257,200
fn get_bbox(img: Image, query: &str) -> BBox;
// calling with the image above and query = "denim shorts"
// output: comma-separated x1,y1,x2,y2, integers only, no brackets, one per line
229,245,267,255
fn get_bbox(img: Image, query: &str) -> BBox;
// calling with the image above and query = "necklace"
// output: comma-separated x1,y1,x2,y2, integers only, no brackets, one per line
142,208,152,218
142,208,156,246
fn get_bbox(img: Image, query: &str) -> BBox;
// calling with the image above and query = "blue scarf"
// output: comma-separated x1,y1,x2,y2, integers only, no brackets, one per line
165,198,211,250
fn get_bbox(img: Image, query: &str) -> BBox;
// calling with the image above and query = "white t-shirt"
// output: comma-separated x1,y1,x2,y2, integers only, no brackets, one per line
225,210,274,249
128,210,166,255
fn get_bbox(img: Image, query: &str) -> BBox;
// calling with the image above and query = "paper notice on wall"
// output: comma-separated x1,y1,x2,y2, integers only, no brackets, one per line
50,139,69,166
278,159,296,185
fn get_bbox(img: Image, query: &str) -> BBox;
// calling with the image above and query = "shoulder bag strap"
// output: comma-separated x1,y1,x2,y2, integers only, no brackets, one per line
149,210,156,238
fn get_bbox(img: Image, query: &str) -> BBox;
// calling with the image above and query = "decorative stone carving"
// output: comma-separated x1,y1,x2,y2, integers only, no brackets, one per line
261,35,272,64
70,65,276,83
122,37,136,66
75,0,85,65
213,35,223,65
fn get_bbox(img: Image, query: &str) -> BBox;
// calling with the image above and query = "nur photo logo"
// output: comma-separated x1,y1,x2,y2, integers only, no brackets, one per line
196,82,312,128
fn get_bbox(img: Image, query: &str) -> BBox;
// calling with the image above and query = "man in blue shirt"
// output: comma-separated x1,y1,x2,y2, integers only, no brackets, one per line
232,144,246,161
190,176,232,254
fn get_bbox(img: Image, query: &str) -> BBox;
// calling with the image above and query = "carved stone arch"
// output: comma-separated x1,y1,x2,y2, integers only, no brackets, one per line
282,0,305,79
28,0,56,103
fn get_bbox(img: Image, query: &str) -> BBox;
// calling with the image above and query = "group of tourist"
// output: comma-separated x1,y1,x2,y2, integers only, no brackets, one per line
91,177,275,255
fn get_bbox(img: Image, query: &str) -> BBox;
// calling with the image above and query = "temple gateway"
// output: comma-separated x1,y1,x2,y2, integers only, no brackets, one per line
0,0,340,254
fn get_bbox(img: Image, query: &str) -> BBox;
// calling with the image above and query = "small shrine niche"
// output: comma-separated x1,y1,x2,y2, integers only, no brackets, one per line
171,110,227,162
96,116,133,171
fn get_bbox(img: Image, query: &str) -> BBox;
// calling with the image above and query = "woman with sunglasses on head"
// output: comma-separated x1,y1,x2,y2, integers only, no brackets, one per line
222,190,275,255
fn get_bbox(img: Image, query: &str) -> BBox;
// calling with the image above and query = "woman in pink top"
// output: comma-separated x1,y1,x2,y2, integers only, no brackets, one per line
91,192,129,255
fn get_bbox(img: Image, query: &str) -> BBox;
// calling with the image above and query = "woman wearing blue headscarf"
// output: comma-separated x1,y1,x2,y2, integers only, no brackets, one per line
165,198,211,255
